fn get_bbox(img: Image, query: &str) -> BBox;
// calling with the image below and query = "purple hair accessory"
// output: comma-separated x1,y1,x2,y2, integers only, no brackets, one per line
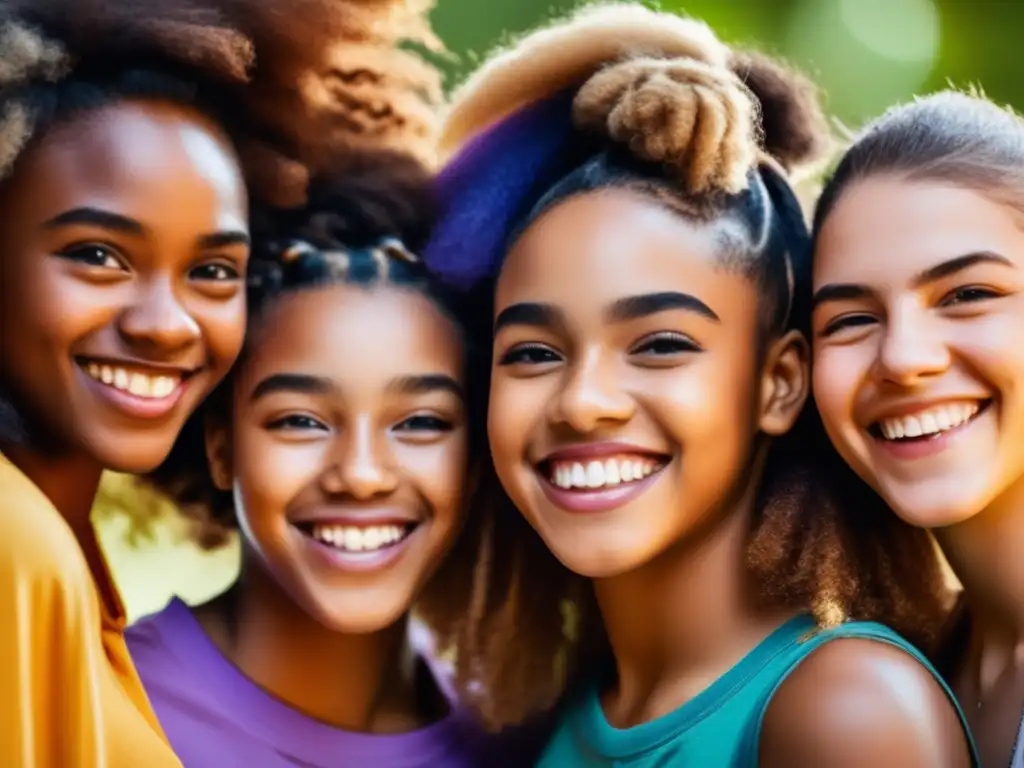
424,91,583,291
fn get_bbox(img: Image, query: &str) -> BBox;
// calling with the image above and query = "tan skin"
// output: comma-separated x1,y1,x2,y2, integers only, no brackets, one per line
200,284,468,731
491,188,970,766
0,99,249,608
814,175,1024,767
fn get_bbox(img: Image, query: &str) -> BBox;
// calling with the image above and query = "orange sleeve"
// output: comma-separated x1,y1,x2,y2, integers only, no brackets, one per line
0,499,109,766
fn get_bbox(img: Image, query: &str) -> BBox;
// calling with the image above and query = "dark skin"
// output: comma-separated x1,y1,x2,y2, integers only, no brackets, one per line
814,175,1024,767
199,284,468,730
0,98,249,607
491,189,971,766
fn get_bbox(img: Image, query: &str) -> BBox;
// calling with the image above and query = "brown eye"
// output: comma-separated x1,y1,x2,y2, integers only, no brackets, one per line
394,415,452,432
58,243,124,270
190,262,240,282
497,344,561,366
266,414,327,431
940,286,999,306
631,332,701,355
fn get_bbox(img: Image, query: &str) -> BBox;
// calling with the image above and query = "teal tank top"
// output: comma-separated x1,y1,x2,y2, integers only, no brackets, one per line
535,614,979,767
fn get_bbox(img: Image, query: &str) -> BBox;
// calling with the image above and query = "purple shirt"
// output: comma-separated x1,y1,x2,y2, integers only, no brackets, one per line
126,598,535,767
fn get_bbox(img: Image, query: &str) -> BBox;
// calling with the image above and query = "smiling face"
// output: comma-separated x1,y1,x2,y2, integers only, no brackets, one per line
488,189,807,578
0,99,249,472
812,175,1024,527
211,284,468,633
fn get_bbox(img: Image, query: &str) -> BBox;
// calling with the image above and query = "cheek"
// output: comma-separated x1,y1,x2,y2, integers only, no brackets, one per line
233,432,321,532
192,294,246,374
487,375,540,462
812,346,864,431
394,435,469,527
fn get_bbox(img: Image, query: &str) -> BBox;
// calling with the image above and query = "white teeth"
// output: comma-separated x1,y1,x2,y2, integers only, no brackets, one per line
83,362,180,400
310,524,409,552
878,402,981,441
548,455,663,490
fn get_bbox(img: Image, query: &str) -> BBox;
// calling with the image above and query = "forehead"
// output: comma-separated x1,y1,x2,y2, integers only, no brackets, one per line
496,188,756,317
4,99,246,229
815,176,1024,285
243,285,464,388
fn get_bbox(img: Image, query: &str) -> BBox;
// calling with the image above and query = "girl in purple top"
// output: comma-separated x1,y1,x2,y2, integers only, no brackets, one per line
124,150,533,766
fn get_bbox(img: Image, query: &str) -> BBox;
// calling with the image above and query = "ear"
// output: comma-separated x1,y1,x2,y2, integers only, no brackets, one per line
204,413,234,492
758,329,810,436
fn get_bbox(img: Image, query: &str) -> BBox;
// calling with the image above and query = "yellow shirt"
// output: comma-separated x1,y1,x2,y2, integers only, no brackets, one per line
0,452,181,766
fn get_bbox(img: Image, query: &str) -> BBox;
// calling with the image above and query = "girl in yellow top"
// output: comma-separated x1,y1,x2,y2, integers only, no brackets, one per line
0,0,439,764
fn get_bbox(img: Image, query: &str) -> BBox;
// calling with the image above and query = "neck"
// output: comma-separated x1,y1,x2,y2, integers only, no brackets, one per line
1,441,113,610
204,555,430,732
935,476,1024,668
2,441,103,530
594,466,792,722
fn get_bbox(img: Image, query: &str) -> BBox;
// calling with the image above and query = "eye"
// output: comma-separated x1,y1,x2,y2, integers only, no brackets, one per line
497,344,562,366
266,414,328,432
394,414,453,433
939,286,1000,307
57,243,124,270
820,313,877,337
630,332,702,355
190,262,241,282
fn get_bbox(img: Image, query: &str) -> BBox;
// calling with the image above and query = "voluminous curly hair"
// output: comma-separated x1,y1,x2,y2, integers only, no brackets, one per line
0,0,444,443
417,2,954,731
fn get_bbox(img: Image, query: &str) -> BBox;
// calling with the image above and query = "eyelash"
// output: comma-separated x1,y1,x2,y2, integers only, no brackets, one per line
56,243,240,282
630,332,701,355
58,243,123,270
497,344,561,366
267,415,327,432
266,414,453,433
821,285,1002,336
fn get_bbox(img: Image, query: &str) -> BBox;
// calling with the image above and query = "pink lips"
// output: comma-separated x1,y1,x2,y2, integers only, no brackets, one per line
80,368,188,420
537,441,668,514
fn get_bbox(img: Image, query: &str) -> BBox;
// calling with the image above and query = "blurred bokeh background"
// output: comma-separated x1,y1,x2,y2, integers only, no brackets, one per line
99,0,1000,621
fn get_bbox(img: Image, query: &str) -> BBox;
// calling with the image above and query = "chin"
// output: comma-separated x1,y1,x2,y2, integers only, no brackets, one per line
547,541,646,579
314,601,411,635
87,437,175,475
884,490,989,530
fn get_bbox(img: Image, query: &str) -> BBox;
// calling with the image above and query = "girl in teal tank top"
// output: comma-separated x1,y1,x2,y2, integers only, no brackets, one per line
420,3,977,765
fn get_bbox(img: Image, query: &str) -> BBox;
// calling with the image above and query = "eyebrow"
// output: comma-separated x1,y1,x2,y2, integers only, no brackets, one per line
811,251,1014,311
606,291,720,323
494,302,564,334
42,206,250,248
250,373,334,402
388,374,464,401
493,291,719,334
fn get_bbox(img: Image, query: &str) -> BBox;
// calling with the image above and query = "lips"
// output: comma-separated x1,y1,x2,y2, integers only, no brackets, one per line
868,400,989,442
76,356,200,420
535,442,670,513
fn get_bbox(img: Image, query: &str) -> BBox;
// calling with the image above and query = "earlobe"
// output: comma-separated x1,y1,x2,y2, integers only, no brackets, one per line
204,415,234,491
759,329,810,436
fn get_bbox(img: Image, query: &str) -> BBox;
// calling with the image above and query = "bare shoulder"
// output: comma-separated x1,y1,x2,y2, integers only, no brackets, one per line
758,636,972,768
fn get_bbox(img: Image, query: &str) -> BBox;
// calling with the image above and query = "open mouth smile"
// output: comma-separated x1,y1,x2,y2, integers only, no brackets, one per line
535,445,671,514
77,357,199,419
293,518,423,573
867,399,991,458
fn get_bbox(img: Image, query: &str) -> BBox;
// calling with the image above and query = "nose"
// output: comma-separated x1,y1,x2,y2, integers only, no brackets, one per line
320,415,399,500
117,277,201,353
874,304,950,387
548,347,635,433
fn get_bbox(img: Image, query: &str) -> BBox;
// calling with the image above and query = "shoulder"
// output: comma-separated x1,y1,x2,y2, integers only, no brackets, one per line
0,457,90,591
758,635,972,768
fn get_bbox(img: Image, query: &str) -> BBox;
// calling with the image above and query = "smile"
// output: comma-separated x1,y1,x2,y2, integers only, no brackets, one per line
293,517,422,574
536,446,670,514
304,522,415,553
870,400,988,442
77,357,197,420
81,360,183,399
546,455,663,490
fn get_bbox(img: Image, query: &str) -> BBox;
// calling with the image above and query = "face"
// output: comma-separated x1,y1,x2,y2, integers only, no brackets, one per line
489,190,807,578
212,285,468,634
813,176,1024,528
0,100,249,472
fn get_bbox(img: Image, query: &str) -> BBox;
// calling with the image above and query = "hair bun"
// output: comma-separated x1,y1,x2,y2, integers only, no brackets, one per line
574,57,757,195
